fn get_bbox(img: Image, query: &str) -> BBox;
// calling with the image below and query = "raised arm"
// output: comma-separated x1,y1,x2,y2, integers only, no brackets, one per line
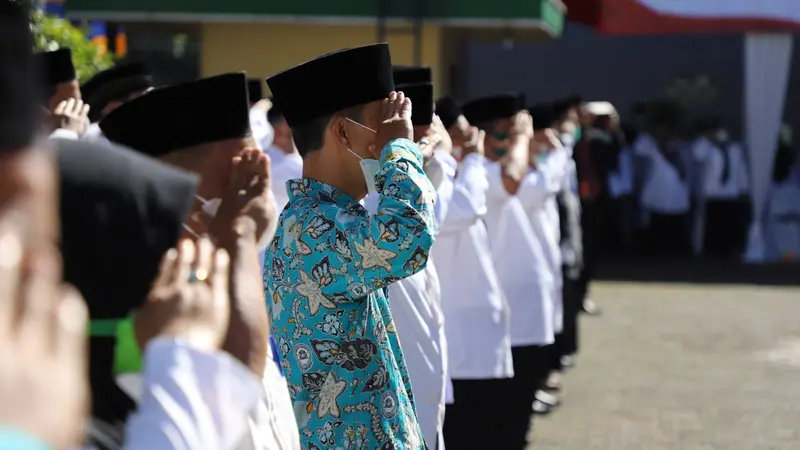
290,138,437,299
500,111,534,196
440,152,489,234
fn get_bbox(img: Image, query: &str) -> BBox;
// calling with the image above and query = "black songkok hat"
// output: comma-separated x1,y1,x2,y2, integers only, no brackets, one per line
81,62,154,123
393,66,432,86
0,0,40,153
267,96,285,124
37,47,77,86
398,83,433,126
462,92,526,126
100,72,252,157
435,96,462,129
528,103,555,130
247,78,264,104
267,43,394,128
55,137,198,426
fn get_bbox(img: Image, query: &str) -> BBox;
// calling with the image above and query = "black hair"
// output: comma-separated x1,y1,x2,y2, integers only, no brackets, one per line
267,108,284,126
475,120,497,133
291,104,364,157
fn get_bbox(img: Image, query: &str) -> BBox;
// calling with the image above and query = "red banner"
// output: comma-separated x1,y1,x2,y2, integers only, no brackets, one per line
565,0,800,34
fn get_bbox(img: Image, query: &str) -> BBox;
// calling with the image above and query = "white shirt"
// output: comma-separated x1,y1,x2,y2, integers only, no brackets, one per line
49,128,80,140
82,123,110,144
484,159,555,347
608,147,635,198
691,137,750,200
518,150,567,335
363,156,451,449
765,169,800,261
634,133,690,214
433,153,513,379
249,108,274,152
267,146,303,215
120,340,300,450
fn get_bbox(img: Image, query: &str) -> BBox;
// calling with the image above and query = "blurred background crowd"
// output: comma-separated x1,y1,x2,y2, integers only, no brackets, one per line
35,0,800,265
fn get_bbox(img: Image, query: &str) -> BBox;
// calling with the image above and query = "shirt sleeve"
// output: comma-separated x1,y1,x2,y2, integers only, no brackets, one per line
541,148,569,194
123,338,264,450
322,138,437,294
439,153,488,234
516,169,550,212
49,129,79,140
0,428,50,450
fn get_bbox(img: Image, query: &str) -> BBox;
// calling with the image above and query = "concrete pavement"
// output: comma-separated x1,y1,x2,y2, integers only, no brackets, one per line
529,281,800,450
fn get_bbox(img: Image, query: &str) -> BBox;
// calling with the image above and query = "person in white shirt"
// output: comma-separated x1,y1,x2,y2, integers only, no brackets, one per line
363,75,448,450
633,101,691,257
434,96,514,450
690,120,751,258
764,134,800,262
265,101,302,214
247,79,275,152
462,93,551,450
523,104,570,412
81,62,154,143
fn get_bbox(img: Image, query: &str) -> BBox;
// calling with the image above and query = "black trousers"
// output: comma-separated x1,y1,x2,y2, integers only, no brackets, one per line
554,272,582,364
644,212,690,257
443,378,512,450
494,345,550,450
703,198,750,259
578,199,601,301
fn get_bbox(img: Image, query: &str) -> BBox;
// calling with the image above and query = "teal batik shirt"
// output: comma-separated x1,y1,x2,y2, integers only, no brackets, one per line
264,138,436,449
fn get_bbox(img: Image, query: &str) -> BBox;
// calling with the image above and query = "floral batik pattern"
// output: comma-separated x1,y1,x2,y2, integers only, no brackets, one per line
264,138,436,449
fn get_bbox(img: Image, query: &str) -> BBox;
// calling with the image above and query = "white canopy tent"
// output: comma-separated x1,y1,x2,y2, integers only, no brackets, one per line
743,34,794,262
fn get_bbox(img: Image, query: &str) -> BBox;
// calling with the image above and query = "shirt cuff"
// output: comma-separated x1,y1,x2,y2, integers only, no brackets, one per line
0,428,50,450
49,129,80,141
380,138,423,166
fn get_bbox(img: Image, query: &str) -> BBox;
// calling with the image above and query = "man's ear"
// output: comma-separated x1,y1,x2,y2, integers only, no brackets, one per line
331,115,350,148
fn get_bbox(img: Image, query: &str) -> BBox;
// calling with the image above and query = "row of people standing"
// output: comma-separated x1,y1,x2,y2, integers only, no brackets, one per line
570,99,753,262
33,35,600,449
260,62,596,448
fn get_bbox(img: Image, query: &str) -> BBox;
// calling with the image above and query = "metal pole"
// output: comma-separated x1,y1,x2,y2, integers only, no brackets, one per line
377,0,388,43
412,0,425,65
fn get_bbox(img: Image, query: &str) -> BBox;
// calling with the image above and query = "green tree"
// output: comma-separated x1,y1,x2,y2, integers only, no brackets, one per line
30,10,115,82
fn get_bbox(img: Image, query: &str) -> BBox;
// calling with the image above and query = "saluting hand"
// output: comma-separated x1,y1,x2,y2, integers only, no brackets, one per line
134,238,231,353
461,126,486,158
0,215,89,450
374,91,414,156
51,98,90,136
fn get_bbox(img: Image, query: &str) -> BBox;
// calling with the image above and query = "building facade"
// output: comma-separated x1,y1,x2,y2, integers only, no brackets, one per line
63,0,566,94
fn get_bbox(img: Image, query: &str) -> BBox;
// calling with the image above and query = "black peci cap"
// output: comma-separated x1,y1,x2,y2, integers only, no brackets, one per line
393,66,432,86
528,103,555,130
55,136,198,425
0,0,40,152
247,78,264,104
81,62,154,123
398,83,433,126
462,92,525,126
435,96,462,129
267,43,394,128
37,47,77,86
100,72,252,157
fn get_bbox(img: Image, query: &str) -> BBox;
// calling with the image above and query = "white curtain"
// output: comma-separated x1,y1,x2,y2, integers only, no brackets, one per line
743,33,793,263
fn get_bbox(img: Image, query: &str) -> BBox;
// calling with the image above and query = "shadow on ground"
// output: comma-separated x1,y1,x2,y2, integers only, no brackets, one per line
595,257,799,287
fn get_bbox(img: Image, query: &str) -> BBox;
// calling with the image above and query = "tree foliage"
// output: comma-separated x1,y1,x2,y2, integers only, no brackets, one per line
30,10,115,82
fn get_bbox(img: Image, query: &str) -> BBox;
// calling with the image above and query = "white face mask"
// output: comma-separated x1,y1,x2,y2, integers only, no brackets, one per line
452,146,463,159
714,129,729,142
345,118,380,194
196,195,221,217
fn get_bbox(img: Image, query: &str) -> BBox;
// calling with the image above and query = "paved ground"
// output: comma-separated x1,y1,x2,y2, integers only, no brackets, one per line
529,280,800,450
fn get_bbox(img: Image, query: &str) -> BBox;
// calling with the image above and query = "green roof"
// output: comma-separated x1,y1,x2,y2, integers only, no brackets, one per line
65,0,565,36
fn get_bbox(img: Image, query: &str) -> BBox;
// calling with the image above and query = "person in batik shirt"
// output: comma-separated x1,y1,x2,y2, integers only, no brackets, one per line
264,43,436,449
